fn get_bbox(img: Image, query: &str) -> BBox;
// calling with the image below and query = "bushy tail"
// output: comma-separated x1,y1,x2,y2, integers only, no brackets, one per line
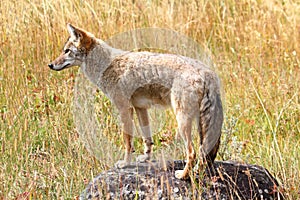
199,73,224,165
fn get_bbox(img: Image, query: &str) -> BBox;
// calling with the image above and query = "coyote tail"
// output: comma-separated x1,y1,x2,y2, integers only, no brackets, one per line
199,72,224,164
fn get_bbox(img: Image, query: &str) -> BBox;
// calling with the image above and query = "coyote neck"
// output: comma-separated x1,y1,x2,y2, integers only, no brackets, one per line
81,39,125,87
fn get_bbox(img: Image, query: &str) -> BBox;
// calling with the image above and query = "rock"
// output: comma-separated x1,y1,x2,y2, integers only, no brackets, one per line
80,160,284,200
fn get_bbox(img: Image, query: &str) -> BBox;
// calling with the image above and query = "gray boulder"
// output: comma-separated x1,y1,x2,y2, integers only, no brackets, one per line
80,160,284,200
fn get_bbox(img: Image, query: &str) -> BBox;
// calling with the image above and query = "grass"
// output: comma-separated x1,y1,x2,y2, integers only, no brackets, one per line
0,0,299,199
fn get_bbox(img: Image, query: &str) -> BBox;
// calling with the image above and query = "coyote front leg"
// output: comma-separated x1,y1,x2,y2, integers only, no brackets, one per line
135,107,153,162
115,107,134,168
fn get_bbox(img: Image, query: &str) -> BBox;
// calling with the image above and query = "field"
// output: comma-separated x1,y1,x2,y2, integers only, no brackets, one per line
0,0,299,199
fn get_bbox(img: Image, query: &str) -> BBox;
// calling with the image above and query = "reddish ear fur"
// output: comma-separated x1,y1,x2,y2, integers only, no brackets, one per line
67,23,95,51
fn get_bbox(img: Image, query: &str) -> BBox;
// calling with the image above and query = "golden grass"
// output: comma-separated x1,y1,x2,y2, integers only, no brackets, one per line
0,0,299,199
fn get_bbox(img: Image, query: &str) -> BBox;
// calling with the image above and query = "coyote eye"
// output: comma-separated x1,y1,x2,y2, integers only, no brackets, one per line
64,49,70,54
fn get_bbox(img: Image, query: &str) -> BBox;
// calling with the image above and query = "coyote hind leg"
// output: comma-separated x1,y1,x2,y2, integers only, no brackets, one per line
174,114,195,179
135,107,153,162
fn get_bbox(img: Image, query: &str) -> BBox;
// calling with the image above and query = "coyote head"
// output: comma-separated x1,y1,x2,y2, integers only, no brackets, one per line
48,24,96,71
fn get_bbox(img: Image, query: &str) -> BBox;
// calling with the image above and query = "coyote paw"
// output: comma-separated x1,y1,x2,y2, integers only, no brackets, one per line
115,160,130,169
175,170,188,179
136,154,151,163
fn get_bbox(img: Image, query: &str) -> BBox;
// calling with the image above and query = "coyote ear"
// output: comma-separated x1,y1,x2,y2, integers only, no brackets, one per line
67,23,82,41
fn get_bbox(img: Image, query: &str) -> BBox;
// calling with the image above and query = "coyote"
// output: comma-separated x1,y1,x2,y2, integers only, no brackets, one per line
49,24,223,179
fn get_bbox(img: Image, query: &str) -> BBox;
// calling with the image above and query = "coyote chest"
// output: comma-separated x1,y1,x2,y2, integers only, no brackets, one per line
100,51,208,108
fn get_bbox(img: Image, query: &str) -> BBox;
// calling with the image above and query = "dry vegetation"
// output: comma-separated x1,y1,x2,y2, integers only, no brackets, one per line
0,0,299,199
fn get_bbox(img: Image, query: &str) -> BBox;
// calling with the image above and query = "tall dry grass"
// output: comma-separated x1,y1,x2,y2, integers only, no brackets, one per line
0,0,299,199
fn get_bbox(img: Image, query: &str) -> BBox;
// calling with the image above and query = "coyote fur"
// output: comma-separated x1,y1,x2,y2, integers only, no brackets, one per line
49,24,223,179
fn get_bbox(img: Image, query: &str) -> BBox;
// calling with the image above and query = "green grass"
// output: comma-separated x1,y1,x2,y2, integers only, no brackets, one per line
0,0,299,199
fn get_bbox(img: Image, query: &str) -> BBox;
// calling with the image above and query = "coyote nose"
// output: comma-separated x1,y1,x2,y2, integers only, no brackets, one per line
48,63,54,69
